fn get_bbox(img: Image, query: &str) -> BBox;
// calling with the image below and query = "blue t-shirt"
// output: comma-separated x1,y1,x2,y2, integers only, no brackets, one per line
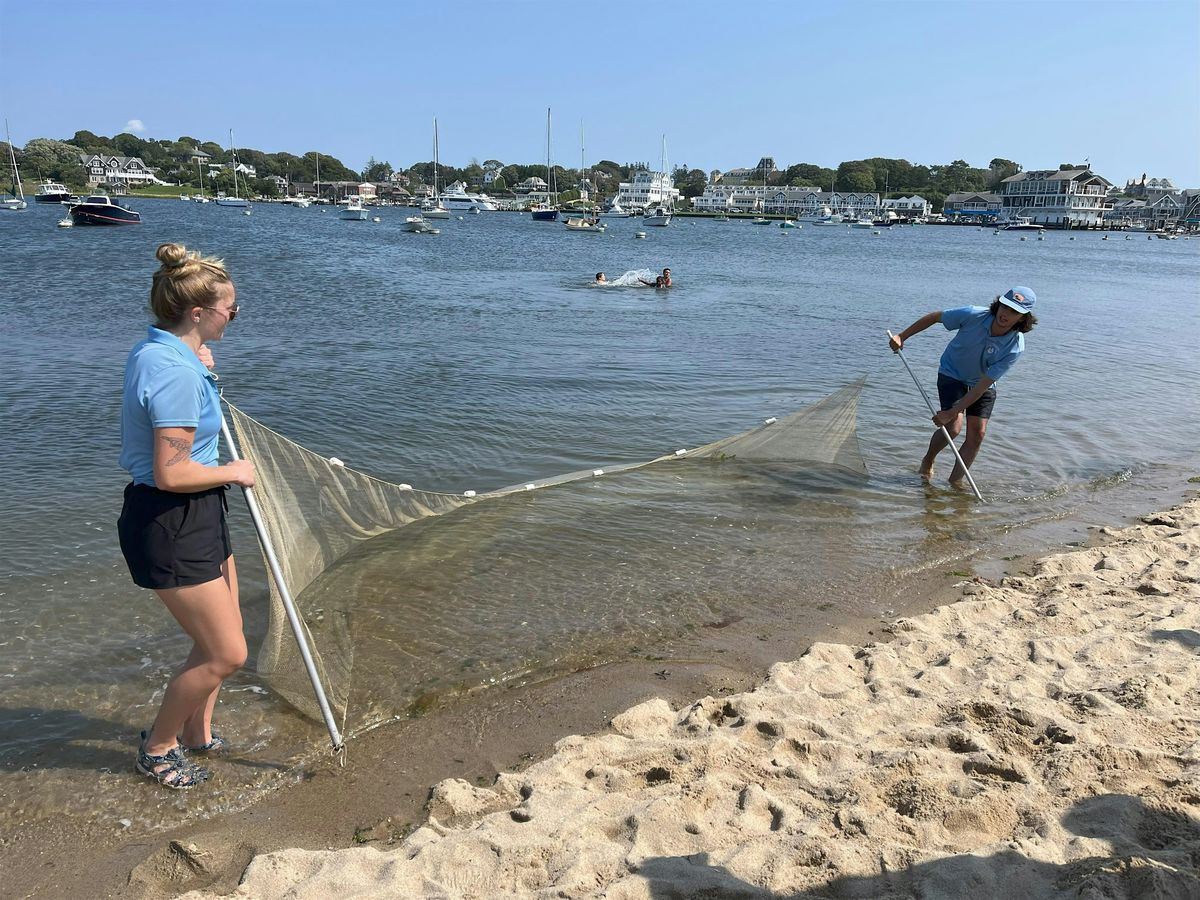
938,306,1025,386
119,326,221,487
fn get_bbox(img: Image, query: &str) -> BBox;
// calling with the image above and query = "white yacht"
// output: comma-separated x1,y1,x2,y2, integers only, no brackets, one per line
438,181,497,211
643,205,671,227
600,201,632,218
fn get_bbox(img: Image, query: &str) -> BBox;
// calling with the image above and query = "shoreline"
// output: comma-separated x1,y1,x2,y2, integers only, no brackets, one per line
6,473,1197,899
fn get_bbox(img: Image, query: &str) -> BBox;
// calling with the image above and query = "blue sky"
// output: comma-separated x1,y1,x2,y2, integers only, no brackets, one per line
2,0,1197,185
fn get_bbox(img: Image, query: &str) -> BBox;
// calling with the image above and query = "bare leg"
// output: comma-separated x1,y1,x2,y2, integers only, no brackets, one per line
180,556,241,747
948,416,988,486
919,416,962,479
145,558,246,757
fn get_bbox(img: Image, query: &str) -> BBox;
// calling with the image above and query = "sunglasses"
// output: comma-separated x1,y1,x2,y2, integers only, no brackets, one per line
203,303,240,322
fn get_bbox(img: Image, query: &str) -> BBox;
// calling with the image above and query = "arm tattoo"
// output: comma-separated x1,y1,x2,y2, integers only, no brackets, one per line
163,435,192,466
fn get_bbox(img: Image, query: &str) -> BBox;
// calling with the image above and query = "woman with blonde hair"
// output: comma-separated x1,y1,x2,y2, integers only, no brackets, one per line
117,242,255,789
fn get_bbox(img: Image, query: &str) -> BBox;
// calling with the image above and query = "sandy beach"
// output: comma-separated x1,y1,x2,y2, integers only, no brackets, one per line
143,494,1199,898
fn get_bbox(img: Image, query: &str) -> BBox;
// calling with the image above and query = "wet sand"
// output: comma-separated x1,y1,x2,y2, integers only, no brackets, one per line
6,484,1199,899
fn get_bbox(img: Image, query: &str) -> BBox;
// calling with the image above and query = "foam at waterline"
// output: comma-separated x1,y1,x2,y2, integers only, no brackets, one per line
227,378,867,733
596,268,658,287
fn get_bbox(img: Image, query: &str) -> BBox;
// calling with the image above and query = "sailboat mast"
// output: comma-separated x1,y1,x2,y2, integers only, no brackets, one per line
5,119,22,200
228,129,240,200
433,118,439,196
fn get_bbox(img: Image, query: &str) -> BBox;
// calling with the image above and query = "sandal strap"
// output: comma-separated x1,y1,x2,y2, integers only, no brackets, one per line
138,731,210,787
180,732,225,754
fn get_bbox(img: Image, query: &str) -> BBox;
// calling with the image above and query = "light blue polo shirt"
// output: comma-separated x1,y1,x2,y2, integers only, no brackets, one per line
119,326,221,487
939,306,1025,386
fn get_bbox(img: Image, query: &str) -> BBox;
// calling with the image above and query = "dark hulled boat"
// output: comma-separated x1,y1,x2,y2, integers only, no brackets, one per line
34,181,74,203
68,194,142,225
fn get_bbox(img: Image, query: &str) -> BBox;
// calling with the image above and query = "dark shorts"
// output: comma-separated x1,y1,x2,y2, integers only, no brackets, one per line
118,483,232,590
937,373,997,420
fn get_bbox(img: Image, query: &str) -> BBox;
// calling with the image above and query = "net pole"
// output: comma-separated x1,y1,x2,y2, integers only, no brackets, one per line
887,331,985,502
218,406,345,752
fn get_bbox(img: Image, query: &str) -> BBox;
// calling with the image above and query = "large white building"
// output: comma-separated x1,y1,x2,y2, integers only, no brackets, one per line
614,170,680,210
692,184,880,216
998,168,1112,227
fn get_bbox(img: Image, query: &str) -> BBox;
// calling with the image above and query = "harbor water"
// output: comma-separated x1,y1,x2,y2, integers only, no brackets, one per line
1,200,1198,831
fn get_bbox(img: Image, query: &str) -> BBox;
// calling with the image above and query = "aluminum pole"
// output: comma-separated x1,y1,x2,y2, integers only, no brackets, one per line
887,331,985,502
219,407,345,751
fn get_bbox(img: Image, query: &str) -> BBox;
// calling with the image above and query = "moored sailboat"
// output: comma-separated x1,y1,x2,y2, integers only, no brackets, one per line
531,108,559,221
215,130,250,207
2,119,27,210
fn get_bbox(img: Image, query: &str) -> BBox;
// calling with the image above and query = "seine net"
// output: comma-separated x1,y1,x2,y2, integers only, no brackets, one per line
226,378,867,732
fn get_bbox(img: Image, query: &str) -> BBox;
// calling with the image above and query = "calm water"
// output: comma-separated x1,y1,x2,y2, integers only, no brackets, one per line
2,199,1198,830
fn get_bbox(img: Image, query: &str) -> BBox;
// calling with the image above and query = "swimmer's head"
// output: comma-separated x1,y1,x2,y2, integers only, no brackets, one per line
595,272,606,283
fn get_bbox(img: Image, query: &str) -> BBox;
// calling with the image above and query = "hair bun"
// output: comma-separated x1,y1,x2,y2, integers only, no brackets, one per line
156,243,191,270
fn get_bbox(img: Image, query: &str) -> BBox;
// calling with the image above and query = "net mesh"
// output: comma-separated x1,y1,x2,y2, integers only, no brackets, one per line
227,378,867,731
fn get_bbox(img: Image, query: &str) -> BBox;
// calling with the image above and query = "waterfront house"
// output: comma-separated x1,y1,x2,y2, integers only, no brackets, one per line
264,174,288,193
614,170,680,209
388,171,410,185
882,195,930,217
78,153,162,186
482,170,502,186
1124,175,1178,200
1180,189,1200,230
715,157,777,186
188,147,212,165
234,162,257,178
515,176,548,194
998,168,1112,227
942,191,1003,221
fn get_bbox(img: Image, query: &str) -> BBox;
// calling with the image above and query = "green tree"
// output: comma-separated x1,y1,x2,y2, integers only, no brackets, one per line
988,158,1021,187
21,138,88,188
837,162,876,192
362,157,393,182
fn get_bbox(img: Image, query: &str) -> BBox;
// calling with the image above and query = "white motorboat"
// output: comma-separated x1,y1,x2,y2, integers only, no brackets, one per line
192,195,210,204
810,214,844,226
282,196,310,208
339,196,369,220
600,201,632,218
751,216,770,225
403,215,439,234
2,119,26,210
851,217,875,229
999,216,1045,232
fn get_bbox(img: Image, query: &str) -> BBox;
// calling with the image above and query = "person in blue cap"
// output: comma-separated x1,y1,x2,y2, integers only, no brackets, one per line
888,286,1038,487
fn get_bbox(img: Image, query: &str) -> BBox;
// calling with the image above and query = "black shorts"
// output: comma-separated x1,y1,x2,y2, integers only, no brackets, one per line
118,483,232,590
937,373,997,420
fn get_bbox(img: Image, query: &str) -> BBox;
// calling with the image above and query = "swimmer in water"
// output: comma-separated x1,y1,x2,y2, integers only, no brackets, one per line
595,272,607,284
639,268,672,288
